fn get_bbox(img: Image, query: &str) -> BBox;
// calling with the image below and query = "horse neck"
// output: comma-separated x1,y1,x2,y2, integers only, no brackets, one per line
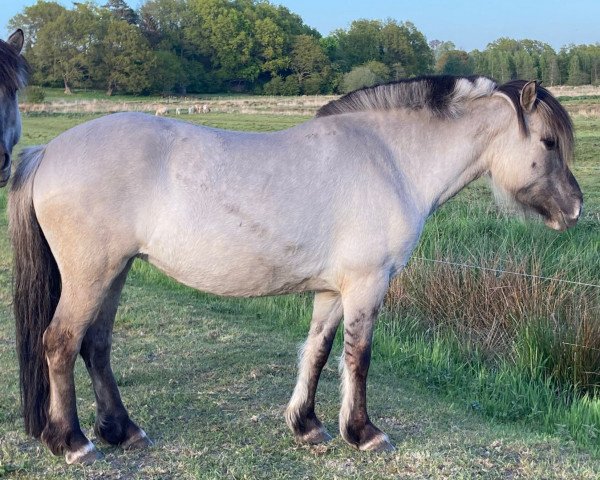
375,97,512,216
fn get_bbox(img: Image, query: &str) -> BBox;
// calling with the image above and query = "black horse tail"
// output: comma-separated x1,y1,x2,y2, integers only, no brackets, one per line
8,145,61,438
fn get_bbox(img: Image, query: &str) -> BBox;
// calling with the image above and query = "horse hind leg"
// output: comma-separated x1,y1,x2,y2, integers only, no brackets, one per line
79,259,151,450
41,257,133,464
285,291,342,444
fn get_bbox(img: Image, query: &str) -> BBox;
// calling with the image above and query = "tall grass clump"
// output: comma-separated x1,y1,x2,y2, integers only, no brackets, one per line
375,186,600,448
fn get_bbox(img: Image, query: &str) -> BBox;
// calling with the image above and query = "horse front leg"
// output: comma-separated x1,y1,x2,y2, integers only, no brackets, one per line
339,275,394,451
285,291,342,444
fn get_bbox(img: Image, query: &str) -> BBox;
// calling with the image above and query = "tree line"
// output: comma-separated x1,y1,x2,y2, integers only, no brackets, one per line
9,0,600,96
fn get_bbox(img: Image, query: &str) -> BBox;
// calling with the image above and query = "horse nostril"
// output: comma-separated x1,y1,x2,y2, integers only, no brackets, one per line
569,201,582,222
2,153,9,170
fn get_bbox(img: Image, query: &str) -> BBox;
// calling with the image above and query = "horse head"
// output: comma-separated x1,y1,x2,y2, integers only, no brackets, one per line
489,80,582,231
0,29,27,187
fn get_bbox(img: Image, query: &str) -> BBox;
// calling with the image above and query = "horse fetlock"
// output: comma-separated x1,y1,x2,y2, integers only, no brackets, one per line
286,407,331,444
41,421,88,457
296,424,333,445
96,414,151,450
341,420,394,452
95,412,135,446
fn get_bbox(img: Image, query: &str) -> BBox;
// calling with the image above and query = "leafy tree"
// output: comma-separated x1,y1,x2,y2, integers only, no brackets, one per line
565,44,600,85
188,0,258,89
8,1,66,53
150,50,186,93
253,16,288,75
514,50,537,80
290,34,331,93
11,0,599,94
539,51,560,85
334,20,382,71
429,40,456,62
104,0,138,25
567,54,589,85
436,50,472,76
98,19,155,95
33,3,102,93
381,20,433,76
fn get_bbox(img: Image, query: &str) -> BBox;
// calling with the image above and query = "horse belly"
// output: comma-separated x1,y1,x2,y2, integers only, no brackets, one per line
143,225,332,297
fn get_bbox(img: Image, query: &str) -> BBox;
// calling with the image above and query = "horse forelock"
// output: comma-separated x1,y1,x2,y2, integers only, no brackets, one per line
316,75,497,119
0,40,29,94
496,80,574,165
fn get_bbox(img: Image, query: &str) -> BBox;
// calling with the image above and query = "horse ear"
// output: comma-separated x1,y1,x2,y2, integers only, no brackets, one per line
7,29,24,54
520,81,537,113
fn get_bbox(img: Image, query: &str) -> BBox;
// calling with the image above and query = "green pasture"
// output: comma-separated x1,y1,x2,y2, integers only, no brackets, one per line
0,108,599,479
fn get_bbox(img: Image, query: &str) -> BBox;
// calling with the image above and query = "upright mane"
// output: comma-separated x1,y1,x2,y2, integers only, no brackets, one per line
316,75,497,119
0,36,29,93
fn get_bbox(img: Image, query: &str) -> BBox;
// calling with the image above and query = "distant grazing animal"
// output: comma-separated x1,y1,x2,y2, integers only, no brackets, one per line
6,75,581,464
202,104,211,114
0,29,27,187
175,108,182,115
155,106,168,116
188,105,198,114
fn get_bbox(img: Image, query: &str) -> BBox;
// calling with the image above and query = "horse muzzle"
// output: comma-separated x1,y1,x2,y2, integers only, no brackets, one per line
0,151,11,187
543,196,583,231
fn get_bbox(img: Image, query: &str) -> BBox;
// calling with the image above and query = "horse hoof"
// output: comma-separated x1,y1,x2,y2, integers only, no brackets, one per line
65,442,103,464
358,433,395,452
121,429,153,450
297,426,333,445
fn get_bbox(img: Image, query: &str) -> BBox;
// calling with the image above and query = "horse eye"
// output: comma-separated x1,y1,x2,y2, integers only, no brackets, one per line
542,138,557,150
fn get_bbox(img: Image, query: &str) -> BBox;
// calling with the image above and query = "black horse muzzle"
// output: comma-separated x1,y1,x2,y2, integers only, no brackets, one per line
0,148,11,187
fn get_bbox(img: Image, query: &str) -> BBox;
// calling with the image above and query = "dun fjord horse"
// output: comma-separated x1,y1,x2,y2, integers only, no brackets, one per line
0,30,26,187
5,49,582,462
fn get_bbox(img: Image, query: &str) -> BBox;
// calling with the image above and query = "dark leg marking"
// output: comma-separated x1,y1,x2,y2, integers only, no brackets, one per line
286,292,342,444
340,303,394,451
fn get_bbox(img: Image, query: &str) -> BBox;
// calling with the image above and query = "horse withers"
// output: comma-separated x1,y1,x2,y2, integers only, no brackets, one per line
0,30,27,187
7,73,581,463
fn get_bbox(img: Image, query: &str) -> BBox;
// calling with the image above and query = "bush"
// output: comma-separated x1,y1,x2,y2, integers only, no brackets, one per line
342,66,378,93
281,76,301,96
263,75,300,96
263,75,284,95
302,74,324,95
24,86,46,103
342,61,392,93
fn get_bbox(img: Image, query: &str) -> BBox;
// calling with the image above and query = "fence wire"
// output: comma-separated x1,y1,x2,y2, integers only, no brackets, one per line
411,256,600,289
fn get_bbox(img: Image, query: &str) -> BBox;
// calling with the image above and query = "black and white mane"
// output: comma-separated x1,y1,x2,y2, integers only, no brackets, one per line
317,74,573,163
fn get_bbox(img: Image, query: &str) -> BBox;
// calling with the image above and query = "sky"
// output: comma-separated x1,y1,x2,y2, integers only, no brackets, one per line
2,0,599,51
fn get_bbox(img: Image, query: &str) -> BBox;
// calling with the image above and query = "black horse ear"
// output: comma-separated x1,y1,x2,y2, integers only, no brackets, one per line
520,80,537,113
7,29,24,54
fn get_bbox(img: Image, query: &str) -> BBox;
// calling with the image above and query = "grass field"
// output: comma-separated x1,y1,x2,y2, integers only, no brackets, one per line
0,103,599,478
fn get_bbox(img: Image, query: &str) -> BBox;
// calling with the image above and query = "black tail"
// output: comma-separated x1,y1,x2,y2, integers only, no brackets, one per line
8,146,61,438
